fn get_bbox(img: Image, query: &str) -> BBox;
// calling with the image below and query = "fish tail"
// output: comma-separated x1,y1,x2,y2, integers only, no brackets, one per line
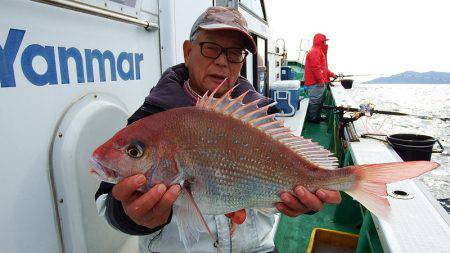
344,161,439,220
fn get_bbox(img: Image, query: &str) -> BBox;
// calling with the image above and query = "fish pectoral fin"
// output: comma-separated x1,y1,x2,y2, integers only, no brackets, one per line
174,202,203,252
225,209,246,237
176,181,221,252
224,209,246,224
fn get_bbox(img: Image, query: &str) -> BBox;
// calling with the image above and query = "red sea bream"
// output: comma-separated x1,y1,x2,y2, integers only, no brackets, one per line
90,84,439,251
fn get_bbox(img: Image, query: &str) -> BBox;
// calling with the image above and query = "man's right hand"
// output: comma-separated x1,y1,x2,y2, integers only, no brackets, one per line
112,174,181,229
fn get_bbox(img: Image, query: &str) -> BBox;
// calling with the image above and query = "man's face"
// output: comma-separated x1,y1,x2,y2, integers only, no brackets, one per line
183,30,247,96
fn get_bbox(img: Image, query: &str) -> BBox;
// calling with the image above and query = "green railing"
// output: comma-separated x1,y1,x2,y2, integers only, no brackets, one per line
325,87,384,253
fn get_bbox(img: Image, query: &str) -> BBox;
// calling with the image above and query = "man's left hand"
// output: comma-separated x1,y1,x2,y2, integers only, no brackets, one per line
275,186,341,217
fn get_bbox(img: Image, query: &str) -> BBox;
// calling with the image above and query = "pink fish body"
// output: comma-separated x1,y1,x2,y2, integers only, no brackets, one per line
90,84,439,250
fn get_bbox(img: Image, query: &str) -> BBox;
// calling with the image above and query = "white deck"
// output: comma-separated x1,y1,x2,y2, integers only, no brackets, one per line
268,98,310,240
330,84,450,253
281,98,310,137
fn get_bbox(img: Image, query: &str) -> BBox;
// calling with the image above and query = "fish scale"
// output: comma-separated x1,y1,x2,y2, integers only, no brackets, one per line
162,108,337,213
90,83,439,252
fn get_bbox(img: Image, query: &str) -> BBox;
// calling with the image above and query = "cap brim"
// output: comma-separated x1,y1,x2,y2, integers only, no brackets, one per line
199,24,257,54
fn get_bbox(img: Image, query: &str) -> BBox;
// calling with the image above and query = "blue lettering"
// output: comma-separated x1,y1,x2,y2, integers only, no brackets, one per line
58,47,85,84
0,29,25,88
21,44,58,86
85,49,116,82
117,52,134,81
1,28,145,88
134,53,143,80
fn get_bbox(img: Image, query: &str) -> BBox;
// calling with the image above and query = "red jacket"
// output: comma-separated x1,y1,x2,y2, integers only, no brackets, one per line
304,33,334,85
323,44,335,83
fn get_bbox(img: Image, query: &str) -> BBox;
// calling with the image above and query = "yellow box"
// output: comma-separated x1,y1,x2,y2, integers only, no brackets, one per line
306,228,359,253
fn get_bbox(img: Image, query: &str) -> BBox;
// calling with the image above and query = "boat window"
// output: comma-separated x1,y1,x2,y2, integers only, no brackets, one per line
109,0,137,8
73,0,141,17
240,0,266,20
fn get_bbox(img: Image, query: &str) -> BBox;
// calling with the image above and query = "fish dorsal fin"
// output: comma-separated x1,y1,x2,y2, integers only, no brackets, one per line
195,81,338,169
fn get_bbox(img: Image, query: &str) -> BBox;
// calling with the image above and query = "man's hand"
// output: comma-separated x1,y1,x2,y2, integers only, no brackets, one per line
275,186,341,217
112,174,181,229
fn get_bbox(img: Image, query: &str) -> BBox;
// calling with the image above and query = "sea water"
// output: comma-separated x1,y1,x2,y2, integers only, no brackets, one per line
349,83,450,204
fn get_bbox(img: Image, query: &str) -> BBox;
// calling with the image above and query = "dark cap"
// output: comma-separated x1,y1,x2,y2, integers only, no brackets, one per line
190,6,257,54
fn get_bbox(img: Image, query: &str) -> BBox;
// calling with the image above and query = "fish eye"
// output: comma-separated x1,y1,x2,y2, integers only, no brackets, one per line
126,142,145,158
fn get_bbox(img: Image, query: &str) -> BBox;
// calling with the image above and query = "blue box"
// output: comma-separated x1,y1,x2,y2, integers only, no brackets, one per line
281,66,295,80
269,80,301,116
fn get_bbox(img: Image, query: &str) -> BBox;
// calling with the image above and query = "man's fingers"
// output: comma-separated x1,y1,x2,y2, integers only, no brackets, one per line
152,185,181,216
275,203,302,217
112,174,146,202
125,184,167,218
316,189,342,204
294,186,323,212
280,192,308,212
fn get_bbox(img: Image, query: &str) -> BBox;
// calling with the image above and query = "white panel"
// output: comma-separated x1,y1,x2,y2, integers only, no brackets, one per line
74,0,146,17
159,0,212,71
246,56,254,84
76,0,107,9
239,6,269,38
0,0,160,252
173,0,212,65
107,0,144,17
158,0,177,71
141,0,159,14
52,93,133,253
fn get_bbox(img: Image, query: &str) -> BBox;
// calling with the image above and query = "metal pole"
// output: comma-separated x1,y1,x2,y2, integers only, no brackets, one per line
31,0,159,31
298,39,303,61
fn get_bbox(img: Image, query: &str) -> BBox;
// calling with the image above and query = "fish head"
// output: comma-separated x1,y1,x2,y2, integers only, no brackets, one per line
89,125,158,185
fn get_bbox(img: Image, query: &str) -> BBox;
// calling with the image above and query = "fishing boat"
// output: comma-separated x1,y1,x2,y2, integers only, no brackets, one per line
1,0,448,252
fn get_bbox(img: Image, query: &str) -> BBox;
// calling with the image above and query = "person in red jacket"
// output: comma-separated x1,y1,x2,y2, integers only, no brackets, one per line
304,33,336,123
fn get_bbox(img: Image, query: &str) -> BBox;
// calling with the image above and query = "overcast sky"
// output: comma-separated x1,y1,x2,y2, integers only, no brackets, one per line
265,0,450,77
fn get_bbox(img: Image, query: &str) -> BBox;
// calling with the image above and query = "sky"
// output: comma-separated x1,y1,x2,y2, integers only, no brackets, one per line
265,0,450,77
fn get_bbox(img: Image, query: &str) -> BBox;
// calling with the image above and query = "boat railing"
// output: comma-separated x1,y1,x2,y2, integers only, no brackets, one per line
327,85,450,253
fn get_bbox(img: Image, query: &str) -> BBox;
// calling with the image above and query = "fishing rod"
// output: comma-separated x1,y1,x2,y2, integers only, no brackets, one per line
340,74,386,77
322,104,449,122
330,74,387,80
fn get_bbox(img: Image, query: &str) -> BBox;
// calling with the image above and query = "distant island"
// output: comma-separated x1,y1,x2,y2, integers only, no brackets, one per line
363,71,450,84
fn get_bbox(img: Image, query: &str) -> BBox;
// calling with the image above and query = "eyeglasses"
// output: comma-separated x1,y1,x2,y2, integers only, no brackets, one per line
197,42,249,63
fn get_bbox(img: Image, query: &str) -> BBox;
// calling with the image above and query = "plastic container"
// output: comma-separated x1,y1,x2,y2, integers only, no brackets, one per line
307,228,359,253
387,133,444,161
287,61,305,80
269,80,301,116
281,66,295,80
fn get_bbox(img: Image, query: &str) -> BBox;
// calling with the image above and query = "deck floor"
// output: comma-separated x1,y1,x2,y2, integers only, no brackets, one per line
274,121,359,253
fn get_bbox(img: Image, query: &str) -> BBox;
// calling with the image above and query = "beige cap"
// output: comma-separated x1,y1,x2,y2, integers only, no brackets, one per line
190,6,257,54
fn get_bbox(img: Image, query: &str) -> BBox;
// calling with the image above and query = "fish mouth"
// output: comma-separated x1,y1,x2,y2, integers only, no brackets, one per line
89,157,119,183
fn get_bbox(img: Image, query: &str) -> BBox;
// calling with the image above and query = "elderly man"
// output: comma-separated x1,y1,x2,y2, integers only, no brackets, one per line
95,7,341,252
